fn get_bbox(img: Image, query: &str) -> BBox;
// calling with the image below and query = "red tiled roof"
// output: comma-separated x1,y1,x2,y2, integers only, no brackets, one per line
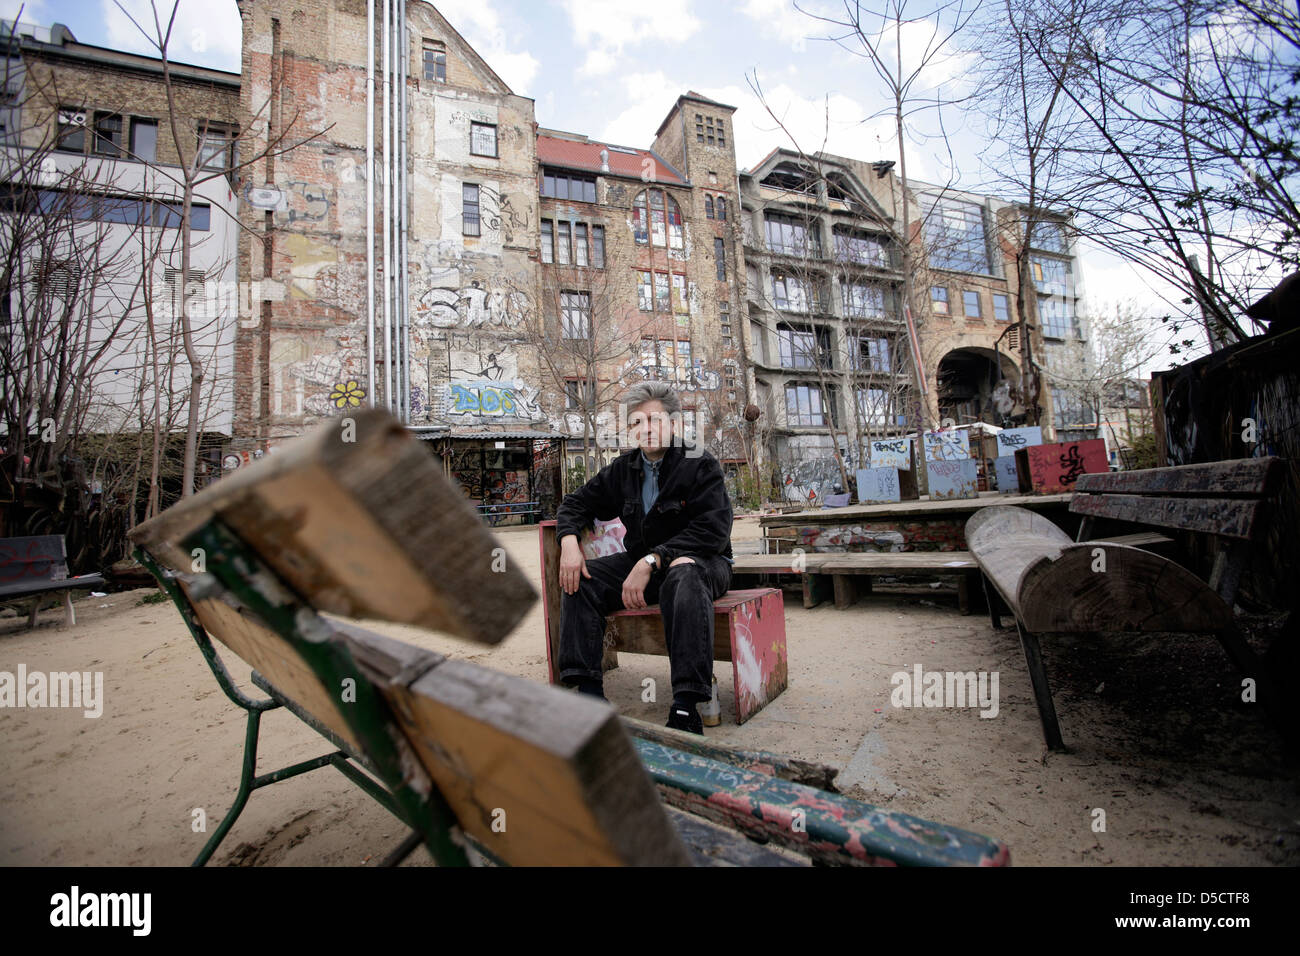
537,134,687,186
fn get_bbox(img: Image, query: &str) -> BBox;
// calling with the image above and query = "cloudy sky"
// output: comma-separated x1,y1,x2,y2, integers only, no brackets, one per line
6,0,1203,367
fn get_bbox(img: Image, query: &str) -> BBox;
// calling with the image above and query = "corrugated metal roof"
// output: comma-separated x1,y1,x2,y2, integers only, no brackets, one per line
537,134,687,186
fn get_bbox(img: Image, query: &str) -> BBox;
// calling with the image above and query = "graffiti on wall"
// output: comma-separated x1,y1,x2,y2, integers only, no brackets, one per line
444,379,543,420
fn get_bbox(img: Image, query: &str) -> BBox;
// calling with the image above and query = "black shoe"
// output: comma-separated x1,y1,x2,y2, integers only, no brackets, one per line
666,703,703,735
573,680,608,703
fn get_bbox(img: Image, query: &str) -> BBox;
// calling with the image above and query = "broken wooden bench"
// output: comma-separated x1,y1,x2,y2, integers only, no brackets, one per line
538,521,788,724
730,551,981,613
131,409,1010,866
0,534,105,629
966,456,1286,751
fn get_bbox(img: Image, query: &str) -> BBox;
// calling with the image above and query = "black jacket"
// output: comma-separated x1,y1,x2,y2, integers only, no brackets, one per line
555,445,734,565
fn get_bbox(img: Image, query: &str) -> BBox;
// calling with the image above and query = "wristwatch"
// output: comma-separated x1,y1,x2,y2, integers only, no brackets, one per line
643,553,660,572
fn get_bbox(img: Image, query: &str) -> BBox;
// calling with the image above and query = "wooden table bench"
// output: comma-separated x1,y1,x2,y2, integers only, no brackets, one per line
966,456,1286,751
732,551,980,612
0,534,105,628
538,522,787,724
130,409,1010,866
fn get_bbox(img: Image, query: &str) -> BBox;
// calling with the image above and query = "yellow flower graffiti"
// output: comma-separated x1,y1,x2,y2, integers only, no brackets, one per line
330,380,365,408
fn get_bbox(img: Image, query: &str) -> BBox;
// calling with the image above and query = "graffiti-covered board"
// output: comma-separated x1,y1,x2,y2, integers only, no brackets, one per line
923,430,971,462
444,379,543,421
926,458,980,500
995,426,1043,456
1014,439,1108,493
580,518,628,560
856,467,902,505
869,437,912,470
993,456,1021,494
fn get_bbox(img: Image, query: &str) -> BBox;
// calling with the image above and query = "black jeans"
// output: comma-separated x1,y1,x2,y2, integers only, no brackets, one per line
559,552,732,702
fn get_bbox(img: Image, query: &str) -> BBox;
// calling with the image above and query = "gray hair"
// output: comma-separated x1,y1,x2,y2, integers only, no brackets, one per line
623,381,682,416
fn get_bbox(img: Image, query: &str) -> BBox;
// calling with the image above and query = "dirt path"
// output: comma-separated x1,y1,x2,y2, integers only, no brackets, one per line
1,518,1295,866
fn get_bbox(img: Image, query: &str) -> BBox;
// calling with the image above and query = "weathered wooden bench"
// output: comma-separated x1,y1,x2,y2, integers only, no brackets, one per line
732,551,980,612
538,521,787,724
130,410,1010,866
966,456,1285,751
0,534,105,628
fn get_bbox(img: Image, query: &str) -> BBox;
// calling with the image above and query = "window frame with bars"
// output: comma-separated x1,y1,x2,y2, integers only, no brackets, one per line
463,183,481,236
561,289,592,339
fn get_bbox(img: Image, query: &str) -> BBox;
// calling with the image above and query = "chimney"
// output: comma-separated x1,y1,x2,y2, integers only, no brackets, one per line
599,148,610,173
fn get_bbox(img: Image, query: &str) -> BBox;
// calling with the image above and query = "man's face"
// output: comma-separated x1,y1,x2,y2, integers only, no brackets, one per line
628,399,675,453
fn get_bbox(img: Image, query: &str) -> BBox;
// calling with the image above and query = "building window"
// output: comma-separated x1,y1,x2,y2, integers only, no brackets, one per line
922,196,990,274
655,272,670,312
857,387,892,427
705,195,714,219
772,273,813,313
715,237,726,280
777,323,830,370
931,286,949,314
993,293,1010,322
841,280,886,319
92,111,123,157
592,225,605,268
575,223,588,266
696,113,704,143
55,107,87,153
462,184,481,236
565,377,594,409
197,123,233,171
561,290,591,339
129,118,157,162
672,273,688,313
716,196,727,220
851,336,891,373
724,364,737,388
637,271,653,312
720,305,732,347
541,168,597,203
540,220,553,263
765,212,821,257
833,226,888,267
422,39,446,82
715,118,726,148
1030,255,1072,296
1025,216,1066,254
640,337,693,382
1039,296,1078,339
556,221,571,264
963,290,981,318
632,188,683,249
785,383,833,427
470,122,497,158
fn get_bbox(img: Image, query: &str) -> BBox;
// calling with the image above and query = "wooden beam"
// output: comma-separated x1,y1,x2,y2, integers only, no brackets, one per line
130,409,536,645
1073,457,1280,497
1070,492,1261,540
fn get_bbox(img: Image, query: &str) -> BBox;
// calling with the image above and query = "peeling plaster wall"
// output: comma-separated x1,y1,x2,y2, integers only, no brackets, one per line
237,0,541,446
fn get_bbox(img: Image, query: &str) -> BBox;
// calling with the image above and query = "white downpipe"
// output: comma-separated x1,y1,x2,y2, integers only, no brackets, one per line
381,0,392,412
399,10,410,423
365,0,375,408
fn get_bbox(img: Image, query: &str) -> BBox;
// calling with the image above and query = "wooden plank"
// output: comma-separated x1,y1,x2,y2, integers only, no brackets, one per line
665,806,810,867
632,738,1010,867
833,574,856,609
1073,457,1280,497
1070,492,1262,539
816,552,977,573
1093,531,1174,549
759,492,1073,526
803,572,833,609
730,553,831,574
620,716,840,791
387,657,693,866
538,523,563,684
130,409,536,645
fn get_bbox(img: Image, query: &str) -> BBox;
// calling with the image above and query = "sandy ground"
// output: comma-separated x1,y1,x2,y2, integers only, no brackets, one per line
1,515,1297,867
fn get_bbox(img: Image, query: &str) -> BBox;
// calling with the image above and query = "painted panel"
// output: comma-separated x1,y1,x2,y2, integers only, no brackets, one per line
995,426,1043,455
994,456,1021,493
923,430,971,461
856,467,902,504
927,458,980,499
869,437,912,470
728,589,788,724
1016,439,1110,493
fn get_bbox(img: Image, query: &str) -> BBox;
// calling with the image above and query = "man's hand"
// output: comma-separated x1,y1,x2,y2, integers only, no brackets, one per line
621,557,653,610
559,535,590,595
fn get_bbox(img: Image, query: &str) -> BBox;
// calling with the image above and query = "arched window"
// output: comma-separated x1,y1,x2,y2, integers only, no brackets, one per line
633,189,684,251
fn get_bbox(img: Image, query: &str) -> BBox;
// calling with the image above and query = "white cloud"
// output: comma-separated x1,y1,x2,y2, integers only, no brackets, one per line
102,0,241,72
736,0,818,50
559,0,702,77
436,0,540,94
1,0,47,23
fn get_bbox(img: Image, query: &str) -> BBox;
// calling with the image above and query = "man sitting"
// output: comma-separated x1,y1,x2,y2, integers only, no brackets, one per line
555,382,734,734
